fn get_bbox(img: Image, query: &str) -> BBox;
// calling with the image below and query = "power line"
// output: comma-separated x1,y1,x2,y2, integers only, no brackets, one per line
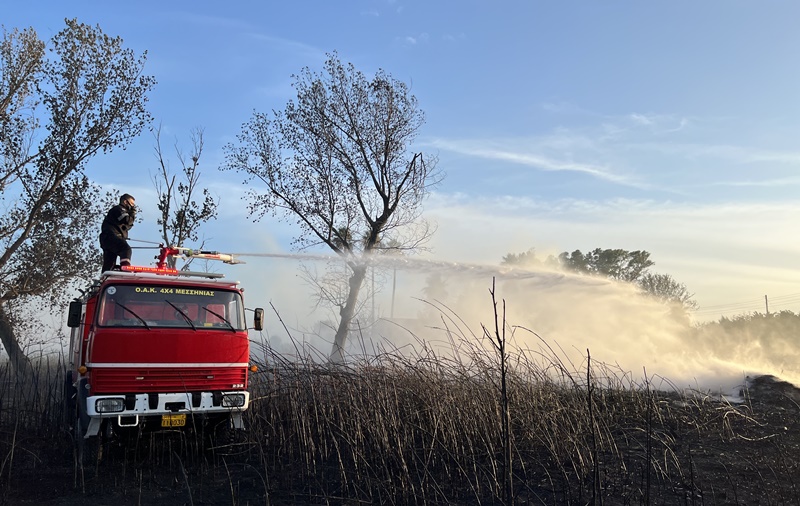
764,293,800,304
693,292,800,317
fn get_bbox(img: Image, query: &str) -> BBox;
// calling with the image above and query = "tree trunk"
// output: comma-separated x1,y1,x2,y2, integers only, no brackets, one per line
0,307,31,378
330,264,368,364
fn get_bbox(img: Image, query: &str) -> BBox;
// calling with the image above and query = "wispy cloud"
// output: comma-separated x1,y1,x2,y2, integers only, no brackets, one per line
711,176,800,187
427,138,646,187
175,12,251,30
627,141,800,166
629,113,654,126
542,103,689,134
540,101,594,115
627,112,686,130
244,33,324,60
398,32,430,46
426,108,800,198
441,33,466,43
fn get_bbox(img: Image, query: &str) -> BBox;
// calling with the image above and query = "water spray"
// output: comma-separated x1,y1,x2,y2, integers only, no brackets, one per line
229,251,609,285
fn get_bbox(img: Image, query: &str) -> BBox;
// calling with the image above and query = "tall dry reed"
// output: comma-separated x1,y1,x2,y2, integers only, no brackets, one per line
0,306,797,504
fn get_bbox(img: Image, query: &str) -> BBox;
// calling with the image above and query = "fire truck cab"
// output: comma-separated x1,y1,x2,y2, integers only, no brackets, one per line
66,260,263,443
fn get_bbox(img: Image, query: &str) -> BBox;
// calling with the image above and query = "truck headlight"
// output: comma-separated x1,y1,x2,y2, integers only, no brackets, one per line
222,393,245,407
96,398,125,413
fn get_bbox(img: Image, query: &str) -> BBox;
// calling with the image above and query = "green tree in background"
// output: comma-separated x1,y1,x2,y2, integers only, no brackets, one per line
0,20,155,375
501,248,541,267
223,53,442,363
501,248,558,269
638,272,697,310
559,248,654,282
503,247,697,311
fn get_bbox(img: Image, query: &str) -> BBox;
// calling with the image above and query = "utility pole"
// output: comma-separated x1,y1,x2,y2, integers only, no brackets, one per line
765,294,769,316
391,268,396,319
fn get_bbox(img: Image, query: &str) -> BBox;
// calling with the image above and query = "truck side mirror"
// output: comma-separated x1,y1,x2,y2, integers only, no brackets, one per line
253,308,264,331
67,300,82,328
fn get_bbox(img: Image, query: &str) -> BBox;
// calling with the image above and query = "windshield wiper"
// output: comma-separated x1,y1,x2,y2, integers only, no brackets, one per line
202,306,235,332
164,300,196,330
114,301,150,329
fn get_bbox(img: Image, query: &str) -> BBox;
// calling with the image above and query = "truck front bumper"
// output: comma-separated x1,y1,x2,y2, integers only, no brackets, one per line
81,390,249,437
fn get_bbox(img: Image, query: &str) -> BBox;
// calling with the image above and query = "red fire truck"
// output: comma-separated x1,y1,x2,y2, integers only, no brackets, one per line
65,247,263,450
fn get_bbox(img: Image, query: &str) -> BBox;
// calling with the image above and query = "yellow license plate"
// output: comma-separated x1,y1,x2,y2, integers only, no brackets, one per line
161,413,186,427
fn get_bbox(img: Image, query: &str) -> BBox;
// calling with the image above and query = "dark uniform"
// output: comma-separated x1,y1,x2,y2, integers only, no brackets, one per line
99,193,136,273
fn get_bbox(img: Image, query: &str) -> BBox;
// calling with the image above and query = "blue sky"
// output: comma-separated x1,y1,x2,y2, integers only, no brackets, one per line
7,1,800,324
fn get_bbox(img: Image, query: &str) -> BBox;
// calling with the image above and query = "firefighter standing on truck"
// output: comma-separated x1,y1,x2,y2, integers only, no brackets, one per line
99,193,136,273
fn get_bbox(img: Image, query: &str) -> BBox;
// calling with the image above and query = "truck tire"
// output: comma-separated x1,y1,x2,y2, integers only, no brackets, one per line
74,378,103,472
63,370,77,428
210,416,248,458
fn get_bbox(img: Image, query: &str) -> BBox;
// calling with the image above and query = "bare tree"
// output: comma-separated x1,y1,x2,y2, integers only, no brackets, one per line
0,19,154,375
224,53,441,362
151,124,218,268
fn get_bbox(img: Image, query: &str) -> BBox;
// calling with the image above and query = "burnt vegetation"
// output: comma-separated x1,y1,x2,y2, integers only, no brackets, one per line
2,18,799,506
2,308,800,505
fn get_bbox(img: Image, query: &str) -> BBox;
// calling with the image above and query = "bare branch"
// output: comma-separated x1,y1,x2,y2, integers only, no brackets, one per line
151,126,218,269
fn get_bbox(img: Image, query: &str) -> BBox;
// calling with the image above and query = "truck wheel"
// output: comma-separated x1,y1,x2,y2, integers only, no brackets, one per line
74,378,103,473
211,417,247,458
75,417,104,474
64,371,76,423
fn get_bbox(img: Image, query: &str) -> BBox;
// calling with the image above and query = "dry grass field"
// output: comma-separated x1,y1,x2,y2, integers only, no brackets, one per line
1,331,799,505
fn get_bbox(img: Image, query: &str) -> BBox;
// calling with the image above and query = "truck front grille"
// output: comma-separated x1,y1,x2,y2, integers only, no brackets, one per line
91,367,246,393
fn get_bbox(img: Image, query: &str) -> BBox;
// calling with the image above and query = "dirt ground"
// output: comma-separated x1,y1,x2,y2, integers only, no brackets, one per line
3,374,800,505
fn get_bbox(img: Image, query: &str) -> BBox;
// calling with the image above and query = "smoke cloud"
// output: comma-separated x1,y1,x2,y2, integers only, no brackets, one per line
252,254,800,391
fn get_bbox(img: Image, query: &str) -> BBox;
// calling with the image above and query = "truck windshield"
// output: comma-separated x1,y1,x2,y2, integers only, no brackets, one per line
97,283,246,330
